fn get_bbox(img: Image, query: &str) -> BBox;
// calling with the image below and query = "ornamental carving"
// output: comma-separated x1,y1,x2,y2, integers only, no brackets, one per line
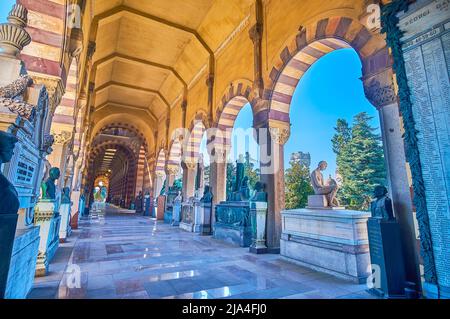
215,205,250,227
0,97,34,119
364,78,397,108
0,4,31,58
269,126,290,145
0,75,33,98
52,131,72,145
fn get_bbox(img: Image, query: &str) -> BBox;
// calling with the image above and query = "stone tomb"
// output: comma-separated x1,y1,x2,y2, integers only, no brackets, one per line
281,208,371,283
0,56,51,296
213,201,252,247
179,197,199,233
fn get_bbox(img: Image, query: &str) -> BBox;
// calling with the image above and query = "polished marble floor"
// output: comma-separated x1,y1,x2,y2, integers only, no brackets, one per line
28,205,377,299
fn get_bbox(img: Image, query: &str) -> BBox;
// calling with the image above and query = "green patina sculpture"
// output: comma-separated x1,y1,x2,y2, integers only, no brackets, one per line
61,187,71,204
200,185,213,203
171,178,182,192
41,167,61,200
370,185,395,221
250,181,267,202
0,131,19,214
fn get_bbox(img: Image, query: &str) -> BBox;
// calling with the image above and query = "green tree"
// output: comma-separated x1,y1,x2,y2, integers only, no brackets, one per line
332,112,386,210
285,157,314,209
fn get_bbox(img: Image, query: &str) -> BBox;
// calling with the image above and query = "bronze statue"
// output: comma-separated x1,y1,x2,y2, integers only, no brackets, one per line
310,161,340,207
200,185,213,203
370,185,395,221
233,154,245,193
251,181,267,202
40,167,61,200
61,187,71,204
239,176,250,201
0,131,19,214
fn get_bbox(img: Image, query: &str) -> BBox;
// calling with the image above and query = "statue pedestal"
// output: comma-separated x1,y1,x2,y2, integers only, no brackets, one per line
249,202,268,254
307,195,328,208
156,195,166,221
281,208,371,283
34,201,61,277
367,218,406,298
0,214,18,298
172,200,182,226
213,201,252,247
59,203,72,242
5,226,40,299
196,202,213,236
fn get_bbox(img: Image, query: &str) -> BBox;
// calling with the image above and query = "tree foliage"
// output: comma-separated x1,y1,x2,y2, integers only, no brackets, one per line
285,157,314,209
332,112,387,210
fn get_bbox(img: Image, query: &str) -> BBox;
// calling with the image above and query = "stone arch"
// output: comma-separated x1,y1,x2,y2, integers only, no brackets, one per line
214,95,254,155
215,79,256,126
90,113,156,153
267,16,389,125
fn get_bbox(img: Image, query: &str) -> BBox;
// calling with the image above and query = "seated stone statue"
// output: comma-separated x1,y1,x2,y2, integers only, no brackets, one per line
310,161,340,207
0,131,19,214
200,185,213,203
370,185,395,221
251,181,267,202
40,167,61,200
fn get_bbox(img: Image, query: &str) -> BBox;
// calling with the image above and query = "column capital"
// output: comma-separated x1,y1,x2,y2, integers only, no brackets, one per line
363,67,397,109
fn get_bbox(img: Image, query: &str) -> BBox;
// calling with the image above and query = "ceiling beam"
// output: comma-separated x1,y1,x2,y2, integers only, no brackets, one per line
92,53,187,89
95,102,158,123
91,5,213,56
95,81,170,111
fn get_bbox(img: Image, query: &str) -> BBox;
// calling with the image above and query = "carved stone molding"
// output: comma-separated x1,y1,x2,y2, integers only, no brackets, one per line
0,97,34,119
52,130,72,145
363,68,397,109
166,166,180,176
269,126,290,146
0,75,32,98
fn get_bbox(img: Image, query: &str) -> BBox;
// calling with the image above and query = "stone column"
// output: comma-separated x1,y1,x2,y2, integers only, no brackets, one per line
258,125,289,253
364,68,421,291
209,149,227,227
378,101,421,289
182,162,196,199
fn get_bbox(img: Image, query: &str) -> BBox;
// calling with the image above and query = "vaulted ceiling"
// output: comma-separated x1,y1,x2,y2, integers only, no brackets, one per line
90,0,255,124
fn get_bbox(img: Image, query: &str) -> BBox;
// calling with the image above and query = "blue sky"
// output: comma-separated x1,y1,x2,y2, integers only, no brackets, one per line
1,0,15,23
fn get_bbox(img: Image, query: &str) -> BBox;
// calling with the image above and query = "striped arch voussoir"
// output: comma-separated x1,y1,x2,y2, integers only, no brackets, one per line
267,16,387,124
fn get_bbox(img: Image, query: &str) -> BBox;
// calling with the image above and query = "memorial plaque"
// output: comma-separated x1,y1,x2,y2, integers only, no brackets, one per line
368,218,406,298
399,0,450,293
